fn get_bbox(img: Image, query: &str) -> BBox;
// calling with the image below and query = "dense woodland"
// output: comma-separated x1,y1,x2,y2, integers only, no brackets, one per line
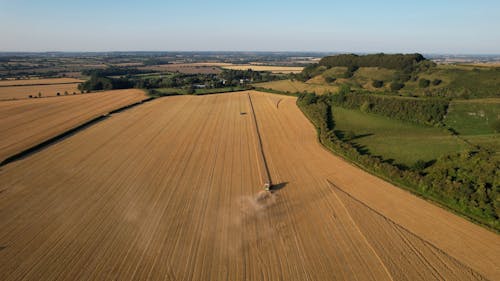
297,92,499,230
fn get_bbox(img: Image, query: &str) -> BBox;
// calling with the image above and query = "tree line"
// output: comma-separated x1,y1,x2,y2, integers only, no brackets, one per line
319,53,427,71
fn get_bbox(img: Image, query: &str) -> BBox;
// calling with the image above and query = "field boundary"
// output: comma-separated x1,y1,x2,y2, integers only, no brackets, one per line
0,82,81,88
326,179,488,281
0,96,157,167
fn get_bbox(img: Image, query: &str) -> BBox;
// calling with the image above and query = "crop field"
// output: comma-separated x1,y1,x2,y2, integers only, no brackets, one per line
0,89,147,162
139,64,222,74
331,106,469,166
0,78,83,86
0,91,497,280
255,79,339,94
0,83,82,100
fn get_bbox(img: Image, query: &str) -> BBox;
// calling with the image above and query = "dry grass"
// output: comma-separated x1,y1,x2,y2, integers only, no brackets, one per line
255,79,339,94
0,89,147,162
0,91,497,280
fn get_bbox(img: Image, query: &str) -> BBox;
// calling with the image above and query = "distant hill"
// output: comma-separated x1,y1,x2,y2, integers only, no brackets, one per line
282,53,500,98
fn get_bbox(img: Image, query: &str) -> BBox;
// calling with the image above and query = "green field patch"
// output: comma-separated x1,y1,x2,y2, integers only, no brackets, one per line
445,99,500,135
332,106,469,166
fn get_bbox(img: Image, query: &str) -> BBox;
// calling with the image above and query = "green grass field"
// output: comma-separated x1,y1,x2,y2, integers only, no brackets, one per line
445,98,500,135
332,106,470,166
444,98,500,155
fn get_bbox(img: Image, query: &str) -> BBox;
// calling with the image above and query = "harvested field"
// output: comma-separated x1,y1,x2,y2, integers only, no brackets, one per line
0,83,82,100
139,64,222,74
0,91,498,280
0,89,147,162
0,78,83,87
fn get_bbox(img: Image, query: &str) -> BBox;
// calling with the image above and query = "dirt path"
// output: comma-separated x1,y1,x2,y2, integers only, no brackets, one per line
0,91,497,280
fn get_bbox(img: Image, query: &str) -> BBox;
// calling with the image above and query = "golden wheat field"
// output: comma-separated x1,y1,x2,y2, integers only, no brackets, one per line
0,91,498,280
0,89,147,162
0,83,82,100
0,78,83,86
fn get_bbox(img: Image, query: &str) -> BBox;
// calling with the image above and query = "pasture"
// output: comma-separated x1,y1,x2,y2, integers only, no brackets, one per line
331,106,469,166
254,79,339,94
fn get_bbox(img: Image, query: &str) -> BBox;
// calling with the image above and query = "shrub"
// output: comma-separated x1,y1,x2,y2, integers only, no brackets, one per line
390,82,404,91
372,80,384,88
325,76,336,83
432,79,442,86
492,119,500,133
419,79,430,88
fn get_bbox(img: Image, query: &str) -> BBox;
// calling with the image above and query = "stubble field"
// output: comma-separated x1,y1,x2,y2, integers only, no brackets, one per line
0,89,147,162
0,91,498,280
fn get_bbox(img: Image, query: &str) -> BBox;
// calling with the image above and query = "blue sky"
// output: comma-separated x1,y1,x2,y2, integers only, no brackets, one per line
1,0,499,53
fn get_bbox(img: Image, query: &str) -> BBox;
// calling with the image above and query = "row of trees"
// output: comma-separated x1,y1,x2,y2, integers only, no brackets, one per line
78,76,133,91
297,92,499,230
81,67,151,77
319,53,427,71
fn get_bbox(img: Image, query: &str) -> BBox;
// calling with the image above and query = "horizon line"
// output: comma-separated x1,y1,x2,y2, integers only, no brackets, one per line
1,50,500,56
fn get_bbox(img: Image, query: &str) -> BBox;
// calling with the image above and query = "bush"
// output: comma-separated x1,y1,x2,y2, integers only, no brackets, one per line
492,119,500,133
390,82,404,91
372,80,384,88
360,101,372,112
325,76,336,83
345,130,356,140
419,79,430,88
432,79,442,86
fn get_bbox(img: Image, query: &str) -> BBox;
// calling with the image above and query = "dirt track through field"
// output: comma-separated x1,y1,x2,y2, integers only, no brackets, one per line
0,91,498,280
0,89,147,162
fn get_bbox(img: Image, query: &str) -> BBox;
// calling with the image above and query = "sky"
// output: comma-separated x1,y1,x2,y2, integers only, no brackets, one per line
1,0,499,54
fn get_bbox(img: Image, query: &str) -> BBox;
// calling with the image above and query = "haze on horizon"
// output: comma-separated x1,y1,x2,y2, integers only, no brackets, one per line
1,0,499,54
